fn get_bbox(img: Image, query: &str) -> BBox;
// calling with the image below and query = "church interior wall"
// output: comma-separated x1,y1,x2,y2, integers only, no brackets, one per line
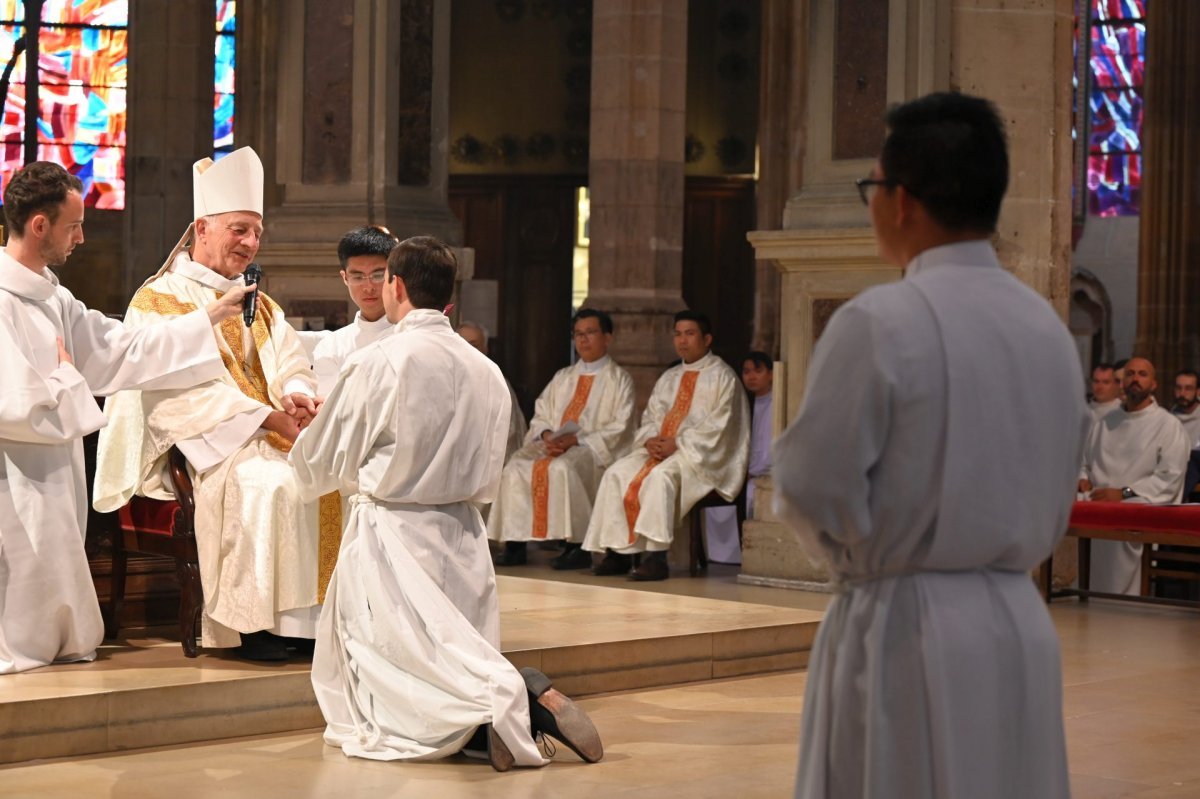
1072,215,1140,365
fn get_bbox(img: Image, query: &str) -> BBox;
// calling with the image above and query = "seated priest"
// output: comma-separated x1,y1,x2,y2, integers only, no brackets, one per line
298,224,399,395
581,311,750,581
94,147,328,662
489,308,636,568
288,236,603,770
1079,356,1190,594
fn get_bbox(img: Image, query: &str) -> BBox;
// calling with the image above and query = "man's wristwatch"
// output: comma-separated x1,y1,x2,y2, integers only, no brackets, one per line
1121,486,1137,500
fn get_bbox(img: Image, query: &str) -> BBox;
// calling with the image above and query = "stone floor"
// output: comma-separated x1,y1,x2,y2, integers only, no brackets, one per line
4,558,1200,798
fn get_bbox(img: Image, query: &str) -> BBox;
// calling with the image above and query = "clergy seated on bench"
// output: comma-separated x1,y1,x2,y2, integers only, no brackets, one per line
581,311,750,581
1079,356,1190,595
1088,362,1121,426
93,147,327,662
1170,368,1200,499
458,320,527,464
489,308,637,568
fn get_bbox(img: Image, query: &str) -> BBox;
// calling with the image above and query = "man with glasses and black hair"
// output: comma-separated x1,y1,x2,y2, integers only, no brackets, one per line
489,308,636,569
305,225,400,395
774,93,1088,798
95,147,327,662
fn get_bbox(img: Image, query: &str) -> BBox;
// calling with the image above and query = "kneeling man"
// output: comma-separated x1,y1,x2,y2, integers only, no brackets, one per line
582,311,749,580
489,308,636,568
290,236,602,769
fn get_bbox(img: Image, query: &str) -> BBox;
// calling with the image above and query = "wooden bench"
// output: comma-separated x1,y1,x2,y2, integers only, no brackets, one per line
1042,501,1200,610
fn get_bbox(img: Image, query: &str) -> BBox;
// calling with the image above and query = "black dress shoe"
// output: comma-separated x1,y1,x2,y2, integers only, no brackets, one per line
591,550,632,576
629,553,669,581
493,541,528,566
285,636,316,656
236,630,290,662
518,667,603,763
550,544,593,571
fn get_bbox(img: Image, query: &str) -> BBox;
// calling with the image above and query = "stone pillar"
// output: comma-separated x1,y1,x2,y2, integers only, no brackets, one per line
1135,1,1200,381
585,0,688,405
123,0,214,300
240,0,462,320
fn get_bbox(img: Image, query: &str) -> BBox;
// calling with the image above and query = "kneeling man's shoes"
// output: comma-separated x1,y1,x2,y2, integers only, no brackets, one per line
487,724,515,772
519,667,604,763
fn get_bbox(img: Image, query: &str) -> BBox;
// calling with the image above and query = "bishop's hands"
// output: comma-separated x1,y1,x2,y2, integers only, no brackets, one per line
541,430,579,457
265,393,322,442
205,283,256,326
645,435,677,460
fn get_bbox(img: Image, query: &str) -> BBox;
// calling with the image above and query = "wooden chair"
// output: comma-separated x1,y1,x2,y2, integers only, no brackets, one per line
687,489,746,577
106,446,204,657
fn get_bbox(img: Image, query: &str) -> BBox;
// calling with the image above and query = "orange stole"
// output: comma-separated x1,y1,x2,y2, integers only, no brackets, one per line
622,370,700,544
530,374,595,538
217,296,343,601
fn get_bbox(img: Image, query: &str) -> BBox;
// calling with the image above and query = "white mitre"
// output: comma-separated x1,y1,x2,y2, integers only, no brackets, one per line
149,146,265,281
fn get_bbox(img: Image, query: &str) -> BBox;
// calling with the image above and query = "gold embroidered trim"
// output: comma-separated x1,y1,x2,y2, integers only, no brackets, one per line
316,492,343,603
129,287,197,316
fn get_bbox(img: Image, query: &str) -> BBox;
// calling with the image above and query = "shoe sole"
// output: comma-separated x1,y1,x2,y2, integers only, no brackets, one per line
488,724,515,772
519,668,604,763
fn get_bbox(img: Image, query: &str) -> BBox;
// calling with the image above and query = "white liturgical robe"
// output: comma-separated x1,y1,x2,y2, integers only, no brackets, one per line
307,312,395,395
583,351,749,554
0,251,225,673
1172,405,1200,449
94,253,323,648
489,355,635,543
1081,400,1189,594
289,309,546,766
774,241,1089,799
1090,397,1121,426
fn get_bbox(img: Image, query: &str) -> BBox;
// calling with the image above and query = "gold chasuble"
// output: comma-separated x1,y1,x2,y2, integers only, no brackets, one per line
529,374,594,538
622,370,699,543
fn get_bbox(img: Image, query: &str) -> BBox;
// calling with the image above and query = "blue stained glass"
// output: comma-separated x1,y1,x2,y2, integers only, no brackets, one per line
1089,23,1144,89
214,0,235,153
1093,0,1145,21
1088,89,1141,153
1088,153,1140,216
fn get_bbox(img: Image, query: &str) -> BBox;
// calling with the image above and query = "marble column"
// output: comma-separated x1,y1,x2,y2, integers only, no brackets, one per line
239,0,462,320
585,0,688,405
123,0,214,301
1134,0,1200,381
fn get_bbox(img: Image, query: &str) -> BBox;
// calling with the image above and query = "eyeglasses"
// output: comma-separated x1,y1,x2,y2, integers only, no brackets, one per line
855,177,895,206
346,270,388,285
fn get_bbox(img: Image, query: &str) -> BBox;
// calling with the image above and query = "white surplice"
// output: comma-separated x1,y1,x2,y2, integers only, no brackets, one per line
1081,400,1189,594
306,312,395,396
583,351,749,554
0,251,225,673
773,241,1089,799
94,252,322,647
488,355,636,543
1172,405,1200,449
1090,397,1121,425
289,309,546,767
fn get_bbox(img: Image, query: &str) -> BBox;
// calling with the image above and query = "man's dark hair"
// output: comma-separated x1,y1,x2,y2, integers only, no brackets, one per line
387,235,456,309
1114,358,1129,371
880,92,1008,234
573,307,613,335
1092,362,1114,374
3,161,84,237
674,310,712,338
1176,369,1199,382
338,225,399,269
744,351,773,371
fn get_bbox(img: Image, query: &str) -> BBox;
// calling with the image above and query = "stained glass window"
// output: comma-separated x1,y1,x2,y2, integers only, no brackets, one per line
214,0,234,156
1084,0,1146,216
0,0,128,209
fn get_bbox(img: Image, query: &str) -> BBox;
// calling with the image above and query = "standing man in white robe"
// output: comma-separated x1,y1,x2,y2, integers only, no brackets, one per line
1089,362,1122,424
0,161,250,673
94,147,326,662
489,308,636,568
1080,356,1189,594
289,236,602,770
298,225,398,395
582,311,749,581
773,93,1089,799
458,320,527,461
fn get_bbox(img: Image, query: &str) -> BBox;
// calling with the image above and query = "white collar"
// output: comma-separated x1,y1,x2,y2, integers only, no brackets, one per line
0,249,57,301
170,252,245,292
354,311,394,332
578,354,610,374
905,239,1000,278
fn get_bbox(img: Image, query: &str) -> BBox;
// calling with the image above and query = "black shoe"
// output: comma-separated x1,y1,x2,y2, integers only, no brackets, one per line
236,630,290,662
519,667,603,763
550,545,593,571
284,636,315,657
629,553,669,582
494,541,528,567
592,550,632,576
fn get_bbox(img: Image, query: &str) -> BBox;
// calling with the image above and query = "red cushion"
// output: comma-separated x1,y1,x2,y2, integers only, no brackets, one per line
1070,501,1200,537
117,497,180,536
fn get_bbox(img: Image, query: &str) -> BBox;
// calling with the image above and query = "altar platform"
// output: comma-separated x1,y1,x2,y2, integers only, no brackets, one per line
0,575,822,765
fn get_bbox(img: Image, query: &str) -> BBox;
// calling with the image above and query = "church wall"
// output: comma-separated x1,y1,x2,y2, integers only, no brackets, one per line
58,211,125,316
1072,215,1139,363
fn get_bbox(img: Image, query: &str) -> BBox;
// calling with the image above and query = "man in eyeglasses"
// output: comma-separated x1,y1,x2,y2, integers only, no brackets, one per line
305,225,400,395
95,147,327,662
774,93,1088,798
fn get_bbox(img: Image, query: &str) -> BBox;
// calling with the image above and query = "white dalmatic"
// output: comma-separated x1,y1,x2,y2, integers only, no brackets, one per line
0,252,225,673
289,308,546,767
1081,401,1189,594
489,355,635,543
774,241,1089,799
303,312,395,396
583,351,749,554
94,252,322,647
